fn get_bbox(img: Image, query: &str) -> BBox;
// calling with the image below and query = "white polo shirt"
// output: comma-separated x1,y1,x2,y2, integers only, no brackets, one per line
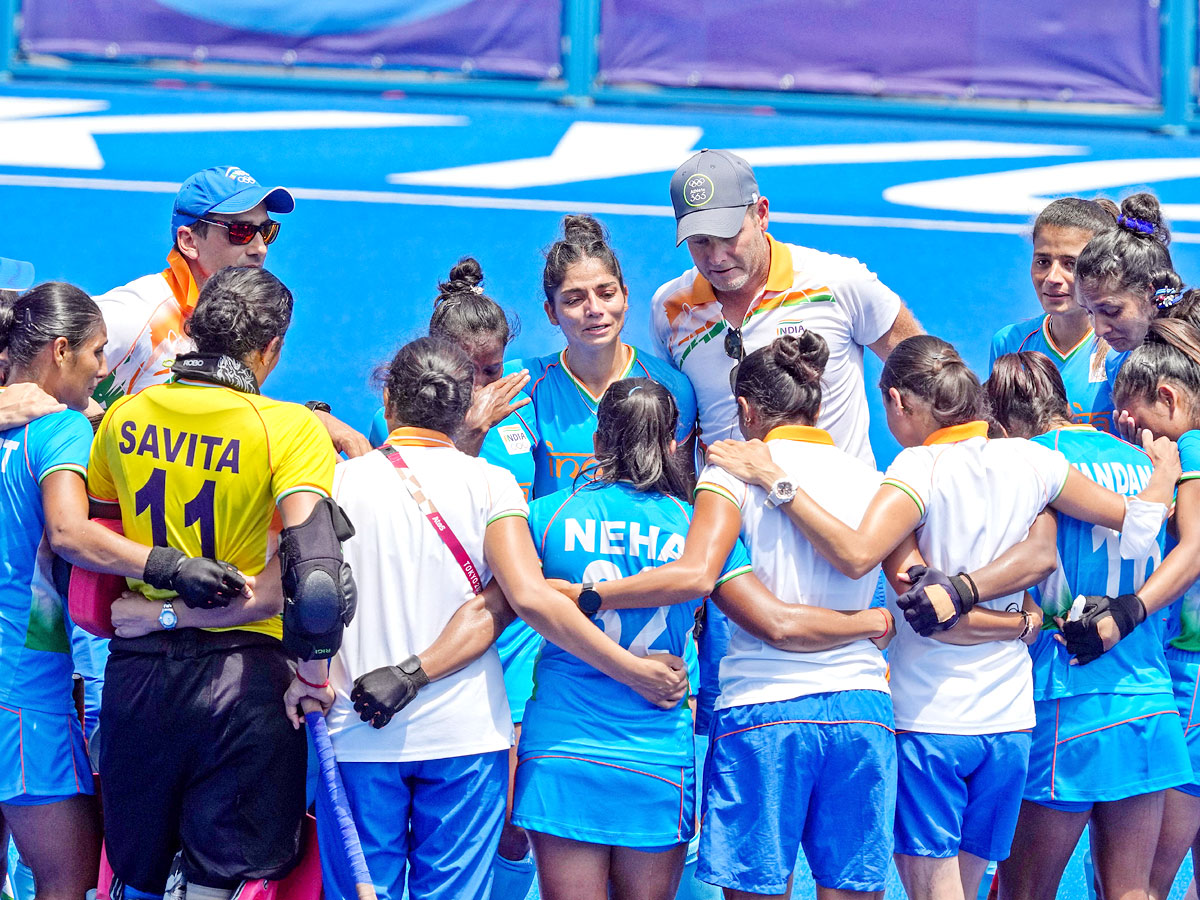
697,425,890,710
91,250,202,408
881,422,1071,735
651,235,901,465
324,427,526,762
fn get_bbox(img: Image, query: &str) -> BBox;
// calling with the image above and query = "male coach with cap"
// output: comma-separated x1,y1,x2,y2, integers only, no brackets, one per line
91,165,369,454
651,148,921,466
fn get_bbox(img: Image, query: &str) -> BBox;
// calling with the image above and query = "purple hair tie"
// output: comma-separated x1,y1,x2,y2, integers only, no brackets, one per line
1118,214,1156,235
1154,286,1184,309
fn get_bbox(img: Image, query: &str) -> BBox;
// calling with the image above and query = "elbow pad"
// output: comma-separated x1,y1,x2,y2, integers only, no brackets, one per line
280,496,357,661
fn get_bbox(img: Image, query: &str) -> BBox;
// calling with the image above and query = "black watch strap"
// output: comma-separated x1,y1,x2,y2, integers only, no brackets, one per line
305,400,332,414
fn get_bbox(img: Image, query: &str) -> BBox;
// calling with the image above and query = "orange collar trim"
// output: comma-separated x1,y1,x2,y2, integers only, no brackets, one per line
385,426,454,448
764,424,834,446
162,249,200,313
923,421,990,445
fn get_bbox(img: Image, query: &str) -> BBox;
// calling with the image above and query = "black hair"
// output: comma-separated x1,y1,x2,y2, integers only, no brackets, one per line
1112,318,1200,412
985,352,1073,438
733,331,829,430
174,218,210,253
1031,197,1118,244
0,282,104,373
880,335,987,428
381,336,474,435
591,377,692,500
1076,192,1176,304
185,266,293,362
429,257,519,348
542,214,625,303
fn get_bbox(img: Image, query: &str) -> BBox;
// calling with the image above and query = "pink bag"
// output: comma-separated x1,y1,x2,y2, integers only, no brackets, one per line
67,518,125,639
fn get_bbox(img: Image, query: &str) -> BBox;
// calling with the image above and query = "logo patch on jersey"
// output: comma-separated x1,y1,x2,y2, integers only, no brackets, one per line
776,319,808,338
1089,346,1108,383
497,423,531,456
684,174,715,208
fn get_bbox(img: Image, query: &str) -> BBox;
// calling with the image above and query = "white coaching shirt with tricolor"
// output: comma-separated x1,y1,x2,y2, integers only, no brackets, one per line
324,426,527,762
697,425,890,711
881,422,1071,735
651,234,901,466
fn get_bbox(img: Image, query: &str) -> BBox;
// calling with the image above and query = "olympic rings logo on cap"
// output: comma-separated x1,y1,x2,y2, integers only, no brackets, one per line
684,174,715,208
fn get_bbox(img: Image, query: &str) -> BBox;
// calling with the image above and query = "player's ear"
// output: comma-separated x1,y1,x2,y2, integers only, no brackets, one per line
175,225,200,261
544,299,559,327
887,387,905,413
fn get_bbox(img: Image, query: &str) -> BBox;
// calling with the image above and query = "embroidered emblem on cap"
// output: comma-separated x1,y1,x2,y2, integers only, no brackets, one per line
685,174,715,208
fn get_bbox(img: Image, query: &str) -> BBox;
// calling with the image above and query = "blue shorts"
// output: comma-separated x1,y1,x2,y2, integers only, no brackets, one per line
318,750,507,900
1168,648,1200,797
495,620,541,724
0,703,92,804
513,752,694,848
895,730,1031,862
698,690,896,895
1025,691,1191,810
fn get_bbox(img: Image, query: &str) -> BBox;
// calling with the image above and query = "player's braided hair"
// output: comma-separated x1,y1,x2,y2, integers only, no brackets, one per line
542,214,626,303
0,281,103,372
881,335,989,430
734,330,829,430
185,266,293,362
430,257,519,348
985,352,1073,438
382,336,474,436
1113,318,1200,413
590,377,692,501
1076,193,1177,308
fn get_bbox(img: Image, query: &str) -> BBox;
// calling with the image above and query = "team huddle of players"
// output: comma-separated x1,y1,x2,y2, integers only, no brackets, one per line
3,151,1200,900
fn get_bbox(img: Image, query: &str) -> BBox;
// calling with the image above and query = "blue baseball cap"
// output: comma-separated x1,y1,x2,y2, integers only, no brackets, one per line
170,166,295,243
0,256,34,291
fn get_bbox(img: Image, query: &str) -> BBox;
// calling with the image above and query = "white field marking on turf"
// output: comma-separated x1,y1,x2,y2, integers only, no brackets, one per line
0,110,467,170
10,172,1200,240
387,121,1086,189
885,158,1200,220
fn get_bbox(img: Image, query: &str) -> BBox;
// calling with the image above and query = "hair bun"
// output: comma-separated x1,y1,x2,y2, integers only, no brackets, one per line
437,257,485,302
1119,193,1170,245
771,330,829,385
561,214,606,245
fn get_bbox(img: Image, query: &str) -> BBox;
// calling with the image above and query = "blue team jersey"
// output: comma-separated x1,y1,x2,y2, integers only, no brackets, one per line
1029,426,1169,699
521,480,751,766
513,347,697,498
990,317,1115,432
0,406,94,713
368,400,538,501
1166,430,1200,652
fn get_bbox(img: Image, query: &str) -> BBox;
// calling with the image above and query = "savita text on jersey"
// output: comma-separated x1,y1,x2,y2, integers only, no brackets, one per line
116,421,241,473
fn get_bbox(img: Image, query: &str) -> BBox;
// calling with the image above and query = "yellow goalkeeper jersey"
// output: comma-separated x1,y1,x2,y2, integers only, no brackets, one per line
88,377,336,639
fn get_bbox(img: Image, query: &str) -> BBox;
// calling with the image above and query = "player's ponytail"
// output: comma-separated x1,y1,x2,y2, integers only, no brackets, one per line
985,352,1073,438
1113,318,1200,412
591,377,692,501
382,336,474,436
733,330,829,429
881,335,987,429
186,267,293,362
0,282,103,373
429,257,519,349
542,214,626,303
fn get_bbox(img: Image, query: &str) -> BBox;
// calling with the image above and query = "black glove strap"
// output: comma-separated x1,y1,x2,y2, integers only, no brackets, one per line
950,572,980,612
143,546,184,591
1109,593,1147,639
398,655,430,688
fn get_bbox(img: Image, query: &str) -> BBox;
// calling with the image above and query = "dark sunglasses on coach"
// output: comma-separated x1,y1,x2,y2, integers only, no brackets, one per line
195,217,281,246
724,323,745,361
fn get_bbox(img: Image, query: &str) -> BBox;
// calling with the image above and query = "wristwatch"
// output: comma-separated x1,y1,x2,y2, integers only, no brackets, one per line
158,600,178,631
578,581,602,617
304,400,332,415
766,477,797,508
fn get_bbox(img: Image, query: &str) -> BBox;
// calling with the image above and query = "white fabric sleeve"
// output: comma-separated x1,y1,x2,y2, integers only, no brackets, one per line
824,253,903,348
486,465,529,524
1118,497,1168,561
648,280,676,365
695,462,747,511
1021,441,1072,506
94,289,145,369
880,448,933,523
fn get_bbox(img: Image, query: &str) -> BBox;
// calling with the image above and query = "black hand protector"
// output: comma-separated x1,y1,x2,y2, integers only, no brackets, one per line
280,497,357,660
143,545,245,609
1060,593,1146,665
895,565,977,637
351,658,430,729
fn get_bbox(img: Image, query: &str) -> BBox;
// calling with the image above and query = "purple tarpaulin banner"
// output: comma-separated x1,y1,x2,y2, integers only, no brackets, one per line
598,0,1160,106
19,0,562,78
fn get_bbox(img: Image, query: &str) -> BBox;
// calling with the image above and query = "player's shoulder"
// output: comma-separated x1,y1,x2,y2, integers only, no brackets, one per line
991,317,1043,355
511,352,559,390
25,406,92,443
651,267,706,323
633,347,691,392
785,242,878,285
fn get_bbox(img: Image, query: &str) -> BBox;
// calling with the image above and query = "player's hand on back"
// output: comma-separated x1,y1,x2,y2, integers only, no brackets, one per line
0,381,66,428
707,439,785,491
628,653,689,709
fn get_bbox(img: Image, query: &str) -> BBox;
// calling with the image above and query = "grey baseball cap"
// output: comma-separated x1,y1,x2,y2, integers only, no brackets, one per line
0,257,34,291
670,149,759,246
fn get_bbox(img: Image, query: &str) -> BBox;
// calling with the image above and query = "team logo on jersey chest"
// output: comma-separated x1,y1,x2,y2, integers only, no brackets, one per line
497,424,531,455
776,319,809,338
